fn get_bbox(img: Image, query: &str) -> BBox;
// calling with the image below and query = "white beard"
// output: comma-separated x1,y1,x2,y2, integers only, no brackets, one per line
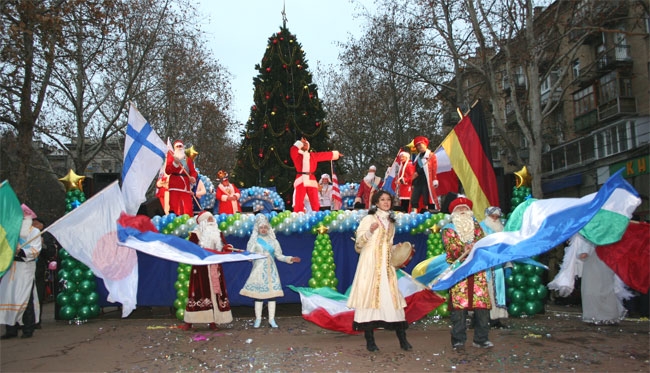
20,218,32,239
451,211,475,243
484,217,504,233
197,222,223,251
173,148,186,161
363,172,376,184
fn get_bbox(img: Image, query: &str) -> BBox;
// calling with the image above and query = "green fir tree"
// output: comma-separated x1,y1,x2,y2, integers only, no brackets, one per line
232,25,333,208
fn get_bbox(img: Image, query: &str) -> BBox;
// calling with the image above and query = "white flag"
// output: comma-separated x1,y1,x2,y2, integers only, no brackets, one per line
47,181,138,317
122,104,167,215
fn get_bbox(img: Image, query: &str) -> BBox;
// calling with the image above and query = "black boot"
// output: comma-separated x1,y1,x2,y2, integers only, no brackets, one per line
396,329,412,351
1,324,18,339
364,330,379,352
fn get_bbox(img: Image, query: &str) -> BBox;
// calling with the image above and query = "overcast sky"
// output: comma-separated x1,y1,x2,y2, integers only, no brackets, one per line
196,0,373,126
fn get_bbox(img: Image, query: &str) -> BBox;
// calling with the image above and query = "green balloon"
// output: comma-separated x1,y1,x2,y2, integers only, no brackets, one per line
89,304,101,317
79,280,96,294
533,300,544,314
523,264,535,275
59,305,77,320
525,287,538,301
508,303,522,317
536,284,549,300
177,272,188,282
174,281,184,291
71,292,84,306
437,303,450,317
308,278,318,288
331,278,339,287
511,289,526,304
65,281,78,293
58,269,70,281
176,289,187,299
71,268,84,282
313,271,323,280
173,298,183,309
61,258,76,270
523,301,538,316
83,269,95,280
321,278,332,288
534,265,546,276
175,308,185,321
57,293,71,306
78,305,92,319
513,274,526,288
86,291,99,304
527,275,542,287
505,274,515,286
59,249,71,259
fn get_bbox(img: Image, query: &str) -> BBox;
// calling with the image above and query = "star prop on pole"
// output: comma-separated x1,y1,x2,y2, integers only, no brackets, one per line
514,166,532,188
59,169,86,192
185,146,199,161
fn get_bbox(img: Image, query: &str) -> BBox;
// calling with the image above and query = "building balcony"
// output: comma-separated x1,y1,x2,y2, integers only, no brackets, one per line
574,109,599,133
598,96,637,122
541,89,562,106
597,45,633,72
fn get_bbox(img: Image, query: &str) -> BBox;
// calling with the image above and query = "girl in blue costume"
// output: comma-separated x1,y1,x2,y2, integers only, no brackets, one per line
240,214,301,328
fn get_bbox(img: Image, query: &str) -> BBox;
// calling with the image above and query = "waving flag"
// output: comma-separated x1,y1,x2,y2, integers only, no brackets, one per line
0,181,23,277
331,172,343,211
431,170,640,290
47,181,139,317
382,152,401,196
122,104,167,215
596,221,650,293
289,270,444,334
437,101,497,220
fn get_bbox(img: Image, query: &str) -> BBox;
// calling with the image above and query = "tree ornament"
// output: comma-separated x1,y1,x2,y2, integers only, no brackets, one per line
59,169,86,192
514,166,532,188
266,67,271,73
184,145,199,160
315,122,320,127
263,123,268,129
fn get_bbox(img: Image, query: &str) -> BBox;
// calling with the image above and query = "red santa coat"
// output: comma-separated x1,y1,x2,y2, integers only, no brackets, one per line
290,141,340,212
216,182,241,214
355,176,383,209
413,149,439,209
393,161,415,200
165,153,198,216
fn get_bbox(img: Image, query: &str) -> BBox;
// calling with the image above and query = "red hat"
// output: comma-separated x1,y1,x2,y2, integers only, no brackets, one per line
196,211,214,224
173,140,184,148
449,196,473,212
414,136,429,147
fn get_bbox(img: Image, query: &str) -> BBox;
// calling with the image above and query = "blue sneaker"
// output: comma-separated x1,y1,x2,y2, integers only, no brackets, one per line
253,319,261,328
269,319,278,328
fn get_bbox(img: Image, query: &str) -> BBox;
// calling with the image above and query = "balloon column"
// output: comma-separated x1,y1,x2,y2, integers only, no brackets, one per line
309,226,338,290
150,213,196,321
505,263,548,317
56,170,101,322
504,166,547,317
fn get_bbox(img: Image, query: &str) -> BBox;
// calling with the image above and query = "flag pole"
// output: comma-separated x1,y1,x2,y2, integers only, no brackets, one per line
427,249,471,288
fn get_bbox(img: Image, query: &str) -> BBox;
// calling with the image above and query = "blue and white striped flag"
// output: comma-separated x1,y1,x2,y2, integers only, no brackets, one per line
122,104,167,215
431,170,640,290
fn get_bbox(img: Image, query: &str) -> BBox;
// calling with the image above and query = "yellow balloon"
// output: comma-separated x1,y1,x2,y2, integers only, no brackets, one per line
405,140,417,154
514,166,532,188
58,169,86,192
185,145,199,160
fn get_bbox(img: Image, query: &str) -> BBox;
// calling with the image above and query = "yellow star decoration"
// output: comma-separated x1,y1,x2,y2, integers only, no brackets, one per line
58,169,86,192
316,225,329,235
185,146,199,160
429,225,441,234
514,166,532,188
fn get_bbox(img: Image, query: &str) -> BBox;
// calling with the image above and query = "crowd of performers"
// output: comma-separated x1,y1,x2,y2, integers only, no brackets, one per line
4,136,645,351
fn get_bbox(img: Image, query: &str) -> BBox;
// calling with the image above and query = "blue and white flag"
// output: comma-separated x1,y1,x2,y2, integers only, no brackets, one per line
122,104,167,215
117,226,265,265
431,170,640,290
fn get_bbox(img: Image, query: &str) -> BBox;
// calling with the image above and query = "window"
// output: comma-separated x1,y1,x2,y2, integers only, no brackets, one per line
580,136,595,161
573,85,595,116
572,59,580,79
594,121,634,158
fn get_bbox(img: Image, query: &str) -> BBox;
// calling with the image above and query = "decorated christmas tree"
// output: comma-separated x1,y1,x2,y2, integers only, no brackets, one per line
232,22,334,207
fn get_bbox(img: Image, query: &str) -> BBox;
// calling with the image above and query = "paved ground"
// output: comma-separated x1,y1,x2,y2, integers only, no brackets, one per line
1,302,648,372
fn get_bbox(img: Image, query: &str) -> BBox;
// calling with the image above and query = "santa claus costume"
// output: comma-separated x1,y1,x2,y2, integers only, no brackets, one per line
354,165,384,209
410,136,439,212
180,212,234,331
290,138,340,212
215,170,241,214
165,140,198,216
393,152,415,212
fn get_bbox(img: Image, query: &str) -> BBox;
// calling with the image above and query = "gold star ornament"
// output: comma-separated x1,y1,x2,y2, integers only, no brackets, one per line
316,225,329,235
514,166,532,188
59,169,86,192
185,145,199,160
